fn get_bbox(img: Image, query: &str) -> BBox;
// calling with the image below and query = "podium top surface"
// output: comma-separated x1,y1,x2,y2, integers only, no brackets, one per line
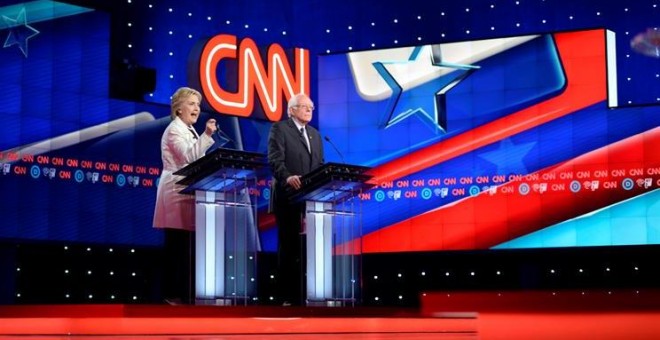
300,162,371,181
286,162,374,203
175,148,267,189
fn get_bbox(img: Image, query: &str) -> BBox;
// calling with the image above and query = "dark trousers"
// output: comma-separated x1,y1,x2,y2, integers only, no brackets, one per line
162,228,194,304
275,202,306,305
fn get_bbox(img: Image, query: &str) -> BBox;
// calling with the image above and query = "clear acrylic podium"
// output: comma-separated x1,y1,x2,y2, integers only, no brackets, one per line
175,148,266,305
287,162,373,306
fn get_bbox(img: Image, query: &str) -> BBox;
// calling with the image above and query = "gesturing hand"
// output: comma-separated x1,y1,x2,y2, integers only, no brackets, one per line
205,119,217,136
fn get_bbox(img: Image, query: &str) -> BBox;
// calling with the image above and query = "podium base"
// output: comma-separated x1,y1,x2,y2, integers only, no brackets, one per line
306,298,356,307
195,297,251,306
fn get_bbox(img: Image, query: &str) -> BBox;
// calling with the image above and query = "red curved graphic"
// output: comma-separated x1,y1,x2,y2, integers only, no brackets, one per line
360,127,660,252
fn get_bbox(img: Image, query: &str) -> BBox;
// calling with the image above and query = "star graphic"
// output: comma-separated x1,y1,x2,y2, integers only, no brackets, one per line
373,45,479,133
249,119,272,151
2,7,40,57
478,138,536,175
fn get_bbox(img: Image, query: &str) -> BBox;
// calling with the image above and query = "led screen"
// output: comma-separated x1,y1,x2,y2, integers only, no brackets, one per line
0,5,165,246
1,4,658,256
317,29,660,252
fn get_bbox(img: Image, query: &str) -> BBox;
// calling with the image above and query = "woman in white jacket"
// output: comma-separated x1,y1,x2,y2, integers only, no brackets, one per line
153,87,216,304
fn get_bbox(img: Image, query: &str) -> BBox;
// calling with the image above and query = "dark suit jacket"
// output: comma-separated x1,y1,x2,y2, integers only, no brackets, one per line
267,118,324,212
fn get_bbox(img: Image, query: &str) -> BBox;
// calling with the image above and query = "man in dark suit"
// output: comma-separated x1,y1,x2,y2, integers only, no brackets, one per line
267,93,324,306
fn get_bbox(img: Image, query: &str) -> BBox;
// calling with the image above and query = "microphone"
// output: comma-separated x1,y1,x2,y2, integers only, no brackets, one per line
324,135,345,164
215,125,237,147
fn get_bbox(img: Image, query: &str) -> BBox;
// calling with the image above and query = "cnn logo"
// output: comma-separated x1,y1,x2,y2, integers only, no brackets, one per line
197,34,310,122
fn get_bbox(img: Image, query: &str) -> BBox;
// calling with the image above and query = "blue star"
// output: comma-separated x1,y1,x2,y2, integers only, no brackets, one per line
478,138,536,175
2,7,40,57
373,45,479,133
249,119,272,152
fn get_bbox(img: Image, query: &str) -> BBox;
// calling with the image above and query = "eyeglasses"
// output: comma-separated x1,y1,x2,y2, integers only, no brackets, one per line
294,104,315,111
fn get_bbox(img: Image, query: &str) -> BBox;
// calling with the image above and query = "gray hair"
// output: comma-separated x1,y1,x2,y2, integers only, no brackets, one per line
287,93,311,118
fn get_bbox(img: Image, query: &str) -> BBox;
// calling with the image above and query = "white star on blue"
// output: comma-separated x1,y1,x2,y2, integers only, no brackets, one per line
2,7,40,57
373,45,479,133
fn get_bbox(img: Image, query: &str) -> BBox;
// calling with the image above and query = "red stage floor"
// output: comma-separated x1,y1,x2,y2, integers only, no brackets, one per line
0,304,477,339
2,289,660,339
422,289,660,339
0,337,475,340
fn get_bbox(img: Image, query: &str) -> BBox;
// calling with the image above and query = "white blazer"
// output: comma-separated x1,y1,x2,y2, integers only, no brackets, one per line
153,116,214,231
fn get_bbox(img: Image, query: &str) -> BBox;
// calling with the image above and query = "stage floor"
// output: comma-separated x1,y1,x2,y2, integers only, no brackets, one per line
0,337,475,340
3,289,660,339
0,304,477,339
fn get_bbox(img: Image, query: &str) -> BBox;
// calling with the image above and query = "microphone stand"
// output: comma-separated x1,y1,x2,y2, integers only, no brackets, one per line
324,135,346,164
